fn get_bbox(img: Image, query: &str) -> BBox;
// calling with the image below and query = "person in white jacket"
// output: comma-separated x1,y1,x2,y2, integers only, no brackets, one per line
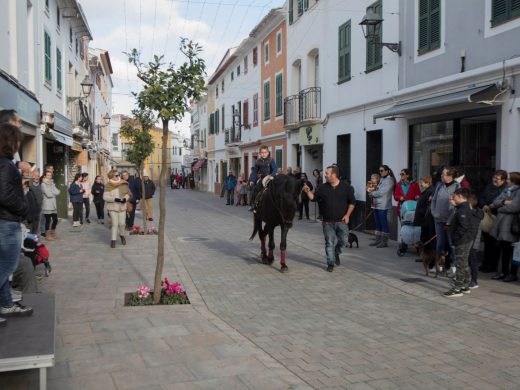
80,173,92,224
41,170,60,240
103,170,130,248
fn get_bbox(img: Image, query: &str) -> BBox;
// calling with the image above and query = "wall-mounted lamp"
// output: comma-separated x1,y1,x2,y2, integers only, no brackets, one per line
359,8,401,56
67,75,94,103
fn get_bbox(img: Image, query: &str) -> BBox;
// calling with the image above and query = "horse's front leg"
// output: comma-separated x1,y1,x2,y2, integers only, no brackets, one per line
258,220,268,263
267,226,275,265
280,224,289,273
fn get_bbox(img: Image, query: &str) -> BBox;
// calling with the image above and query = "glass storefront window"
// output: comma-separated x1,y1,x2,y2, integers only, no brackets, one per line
410,114,496,195
411,120,453,182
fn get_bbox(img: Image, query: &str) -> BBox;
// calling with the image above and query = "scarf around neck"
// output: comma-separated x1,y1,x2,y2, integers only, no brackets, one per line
106,179,129,198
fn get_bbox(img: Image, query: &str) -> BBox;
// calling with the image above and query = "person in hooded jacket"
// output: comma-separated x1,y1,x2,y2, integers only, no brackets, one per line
92,175,105,224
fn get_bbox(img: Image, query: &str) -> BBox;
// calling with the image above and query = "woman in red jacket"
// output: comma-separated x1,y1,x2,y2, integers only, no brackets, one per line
394,168,421,219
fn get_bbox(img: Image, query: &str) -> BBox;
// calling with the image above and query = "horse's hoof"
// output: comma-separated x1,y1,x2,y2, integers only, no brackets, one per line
261,253,268,264
280,265,288,273
267,256,275,265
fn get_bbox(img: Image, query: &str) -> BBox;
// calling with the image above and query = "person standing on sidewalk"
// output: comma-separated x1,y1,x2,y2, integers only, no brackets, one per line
369,165,396,248
0,123,32,325
27,168,43,234
92,175,105,224
224,171,237,206
122,171,141,230
444,188,479,297
80,173,92,224
41,170,60,240
104,170,130,248
142,172,156,221
68,173,84,227
303,165,356,272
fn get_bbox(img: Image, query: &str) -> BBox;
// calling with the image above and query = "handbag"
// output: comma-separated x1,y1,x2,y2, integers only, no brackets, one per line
480,210,496,234
511,213,520,236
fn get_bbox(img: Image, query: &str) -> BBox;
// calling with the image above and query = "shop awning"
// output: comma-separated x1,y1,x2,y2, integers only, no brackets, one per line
373,85,499,121
50,130,73,146
192,158,207,171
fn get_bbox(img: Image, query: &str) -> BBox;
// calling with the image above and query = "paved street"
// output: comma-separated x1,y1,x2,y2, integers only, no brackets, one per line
2,188,520,389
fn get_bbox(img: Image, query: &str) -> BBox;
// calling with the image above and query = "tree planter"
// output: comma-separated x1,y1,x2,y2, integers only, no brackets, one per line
123,280,190,306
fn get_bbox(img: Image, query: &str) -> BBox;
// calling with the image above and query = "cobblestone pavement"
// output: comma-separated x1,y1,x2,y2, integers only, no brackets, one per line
2,188,520,390
169,189,520,390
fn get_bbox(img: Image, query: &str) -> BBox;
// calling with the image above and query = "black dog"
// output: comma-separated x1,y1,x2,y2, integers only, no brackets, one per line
347,232,359,248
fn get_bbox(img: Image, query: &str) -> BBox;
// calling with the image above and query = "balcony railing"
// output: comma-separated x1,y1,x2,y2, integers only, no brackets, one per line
224,128,242,145
284,87,321,127
68,100,93,136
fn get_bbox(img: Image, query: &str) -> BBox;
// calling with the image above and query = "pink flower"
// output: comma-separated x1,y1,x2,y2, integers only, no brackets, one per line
136,285,150,299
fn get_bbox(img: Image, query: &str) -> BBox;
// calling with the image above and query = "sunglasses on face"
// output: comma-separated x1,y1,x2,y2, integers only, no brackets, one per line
400,173,406,176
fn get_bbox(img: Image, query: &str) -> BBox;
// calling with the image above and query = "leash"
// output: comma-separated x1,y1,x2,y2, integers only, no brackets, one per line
421,234,438,246
349,209,375,231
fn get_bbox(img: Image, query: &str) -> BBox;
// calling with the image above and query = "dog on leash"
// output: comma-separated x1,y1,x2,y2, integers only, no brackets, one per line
347,232,359,248
414,241,446,277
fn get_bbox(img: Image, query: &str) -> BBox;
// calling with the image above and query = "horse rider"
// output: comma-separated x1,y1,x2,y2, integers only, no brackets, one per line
248,145,277,212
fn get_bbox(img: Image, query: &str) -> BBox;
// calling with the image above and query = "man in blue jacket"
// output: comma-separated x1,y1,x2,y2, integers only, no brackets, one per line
224,171,237,205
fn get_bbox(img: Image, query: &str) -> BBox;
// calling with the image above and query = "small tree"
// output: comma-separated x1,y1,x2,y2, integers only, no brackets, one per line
119,109,155,232
128,39,206,304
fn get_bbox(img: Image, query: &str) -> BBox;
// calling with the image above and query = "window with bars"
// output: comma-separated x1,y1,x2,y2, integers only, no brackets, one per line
418,0,441,55
492,0,520,26
44,31,52,83
275,73,283,117
264,81,271,121
365,0,382,73
338,20,351,83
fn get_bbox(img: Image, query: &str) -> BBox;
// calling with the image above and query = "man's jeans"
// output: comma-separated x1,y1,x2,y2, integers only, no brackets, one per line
434,222,456,266
322,221,349,266
226,189,234,205
126,200,137,228
0,220,22,307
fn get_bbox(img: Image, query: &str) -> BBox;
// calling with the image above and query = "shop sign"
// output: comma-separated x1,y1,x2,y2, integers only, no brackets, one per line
299,125,321,146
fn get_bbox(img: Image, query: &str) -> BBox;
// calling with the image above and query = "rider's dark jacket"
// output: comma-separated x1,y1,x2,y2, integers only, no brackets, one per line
250,157,277,183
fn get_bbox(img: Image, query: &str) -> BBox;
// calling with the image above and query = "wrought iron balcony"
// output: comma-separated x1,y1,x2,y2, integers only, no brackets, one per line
68,100,93,137
224,128,242,145
284,87,321,128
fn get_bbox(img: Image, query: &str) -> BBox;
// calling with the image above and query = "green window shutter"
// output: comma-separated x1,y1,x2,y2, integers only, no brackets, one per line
429,0,441,50
264,81,271,121
44,32,52,82
303,0,309,11
418,0,441,55
492,0,509,26
289,0,293,24
297,0,303,16
56,48,62,92
275,74,283,116
209,113,214,134
275,149,283,169
418,0,429,53
222,105,225,129
215,109,219,133
366,1,382,73
512,0,520,18
338,20,351,82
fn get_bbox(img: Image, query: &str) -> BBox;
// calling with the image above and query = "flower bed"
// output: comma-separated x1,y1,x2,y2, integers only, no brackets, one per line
124,278,190,306
129,226,159,235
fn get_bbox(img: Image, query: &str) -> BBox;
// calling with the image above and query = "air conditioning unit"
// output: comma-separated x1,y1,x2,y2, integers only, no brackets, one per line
42,112,54,127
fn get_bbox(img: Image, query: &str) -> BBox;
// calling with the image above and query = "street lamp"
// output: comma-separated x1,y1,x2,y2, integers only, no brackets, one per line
68,75,94,103
359,7,401,56
103,113,111,126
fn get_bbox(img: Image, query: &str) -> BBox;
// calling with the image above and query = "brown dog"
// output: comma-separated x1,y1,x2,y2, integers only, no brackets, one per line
414,242,446,277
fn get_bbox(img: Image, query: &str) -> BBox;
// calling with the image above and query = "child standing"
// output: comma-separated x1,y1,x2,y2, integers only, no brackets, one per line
444,188,477,297
468,194,484,288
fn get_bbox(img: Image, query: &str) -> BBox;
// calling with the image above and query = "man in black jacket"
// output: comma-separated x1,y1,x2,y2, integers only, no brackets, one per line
143,173,156,221
248,146,277,211
122,170,141,229
304,165,356,272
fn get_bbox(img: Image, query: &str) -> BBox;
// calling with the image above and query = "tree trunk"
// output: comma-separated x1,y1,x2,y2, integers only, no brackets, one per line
153,118,169,304
140,163,147,232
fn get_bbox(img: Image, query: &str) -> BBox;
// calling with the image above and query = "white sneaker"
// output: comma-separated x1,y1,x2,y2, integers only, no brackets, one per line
448,266,456,277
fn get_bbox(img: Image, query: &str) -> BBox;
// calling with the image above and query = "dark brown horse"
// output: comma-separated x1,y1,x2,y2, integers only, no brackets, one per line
250,174,302,272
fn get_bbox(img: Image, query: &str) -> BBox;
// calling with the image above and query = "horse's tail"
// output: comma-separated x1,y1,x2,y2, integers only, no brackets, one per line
249,218,258,240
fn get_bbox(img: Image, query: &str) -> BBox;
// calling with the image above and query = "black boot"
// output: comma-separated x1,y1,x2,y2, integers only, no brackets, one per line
111,240,116,248
120,236,126,245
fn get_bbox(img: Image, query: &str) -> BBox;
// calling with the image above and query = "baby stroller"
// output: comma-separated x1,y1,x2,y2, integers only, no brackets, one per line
397,200,421,257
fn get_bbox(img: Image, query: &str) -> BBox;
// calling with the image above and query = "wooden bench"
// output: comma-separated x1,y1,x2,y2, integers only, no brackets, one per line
0,293,55,390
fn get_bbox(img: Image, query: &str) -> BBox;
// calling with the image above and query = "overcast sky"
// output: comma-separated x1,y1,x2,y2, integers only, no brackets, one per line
80,0,285,133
